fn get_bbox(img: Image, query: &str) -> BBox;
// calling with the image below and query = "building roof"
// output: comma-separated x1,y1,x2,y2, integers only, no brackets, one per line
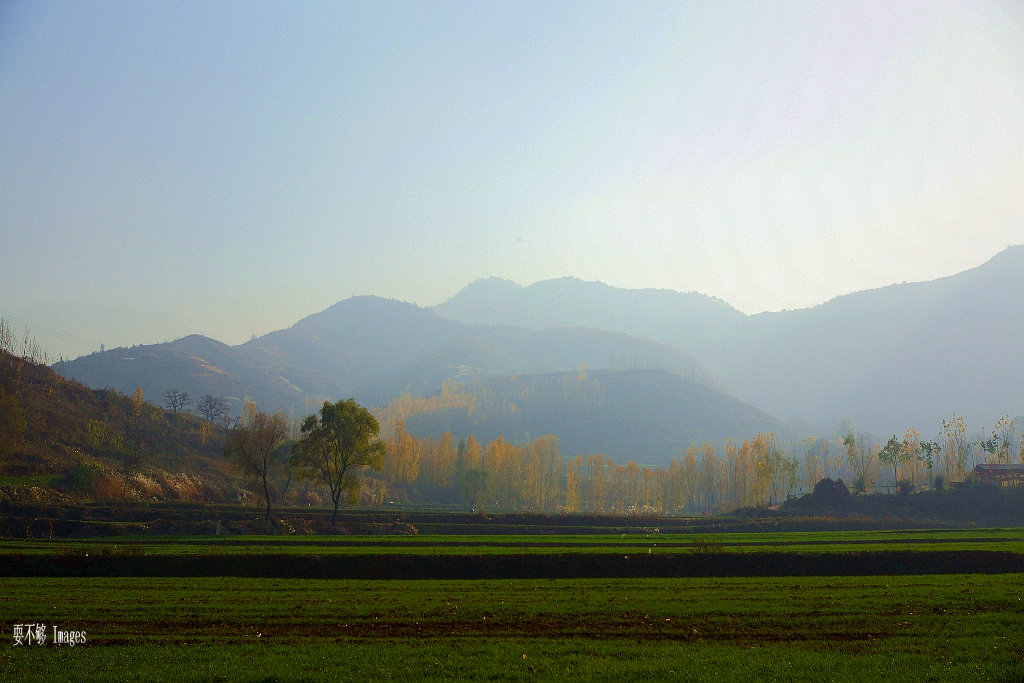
973,463,1024,472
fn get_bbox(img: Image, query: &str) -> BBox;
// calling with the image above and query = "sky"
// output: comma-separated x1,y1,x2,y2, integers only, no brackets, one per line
1,1,1022,360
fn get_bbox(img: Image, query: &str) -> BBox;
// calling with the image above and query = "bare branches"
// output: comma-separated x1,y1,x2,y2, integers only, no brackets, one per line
163,388,191,414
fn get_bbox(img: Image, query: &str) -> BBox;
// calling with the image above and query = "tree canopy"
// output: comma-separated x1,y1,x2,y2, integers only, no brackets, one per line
291,398,385,524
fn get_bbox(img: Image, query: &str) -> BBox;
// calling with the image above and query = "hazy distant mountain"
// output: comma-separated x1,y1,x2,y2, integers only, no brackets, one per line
433,246,1024,437
56,296,723,437
362,325,716,407
239,296,469,398
728,245,1024,436
433,276,746,354
58,246,1022,446
405,368,786,468
55,334,340,416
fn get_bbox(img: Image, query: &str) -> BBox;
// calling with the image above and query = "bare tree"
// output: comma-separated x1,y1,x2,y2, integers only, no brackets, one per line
223,402,290,532
164,388,191,414
196,394,230,426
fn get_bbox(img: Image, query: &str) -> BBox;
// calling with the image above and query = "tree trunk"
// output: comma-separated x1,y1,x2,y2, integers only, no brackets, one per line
331,486,341,526
263,470,273,534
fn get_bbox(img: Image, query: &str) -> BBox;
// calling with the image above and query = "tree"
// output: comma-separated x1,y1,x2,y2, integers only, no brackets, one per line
385,419,419,485
919,439,940,488
840,426,876,494
196,394,230,426
164,388,191,414
900,427,924,489
993,415,1019,464
878,435,909,490
460,468,488,511
941,414,971,483
290,398,385,525
223,402,290,532
130,387,144,416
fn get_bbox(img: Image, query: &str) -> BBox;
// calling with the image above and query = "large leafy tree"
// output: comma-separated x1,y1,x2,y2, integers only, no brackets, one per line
291,398,385,524
223,402,290,532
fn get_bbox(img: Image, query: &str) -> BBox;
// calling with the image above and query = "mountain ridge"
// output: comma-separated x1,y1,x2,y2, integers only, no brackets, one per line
432,245,1024,435
53,245,1023,443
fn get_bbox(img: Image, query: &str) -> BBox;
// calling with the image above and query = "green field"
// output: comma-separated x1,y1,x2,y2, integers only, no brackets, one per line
2,574,1023,681
5,527,1024,556
3,530,1024,680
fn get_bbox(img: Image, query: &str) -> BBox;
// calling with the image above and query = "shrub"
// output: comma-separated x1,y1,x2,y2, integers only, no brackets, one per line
66,461,99,495
93,475,125,501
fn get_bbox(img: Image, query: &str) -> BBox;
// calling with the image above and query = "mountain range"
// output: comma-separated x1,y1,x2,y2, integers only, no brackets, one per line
434,246,1024,436
54,245,1023,463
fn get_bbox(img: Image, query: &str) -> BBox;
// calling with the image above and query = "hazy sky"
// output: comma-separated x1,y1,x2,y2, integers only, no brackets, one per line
2,1,1022,359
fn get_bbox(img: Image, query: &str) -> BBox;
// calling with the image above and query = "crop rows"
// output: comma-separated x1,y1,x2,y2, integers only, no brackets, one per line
3,574,1023,681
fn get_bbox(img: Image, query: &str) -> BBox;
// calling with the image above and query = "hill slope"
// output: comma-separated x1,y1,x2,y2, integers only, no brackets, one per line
0,348,231,504
55,334,336,417
404,368,787,467
57,297,719,421
433,276,746,353
433,246,1024,435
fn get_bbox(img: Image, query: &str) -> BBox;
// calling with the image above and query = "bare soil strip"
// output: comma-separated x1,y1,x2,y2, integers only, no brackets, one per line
2,549,1022,579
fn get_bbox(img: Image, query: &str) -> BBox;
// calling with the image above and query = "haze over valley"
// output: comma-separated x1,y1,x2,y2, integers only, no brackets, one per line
4,7,1024,679
51,245,1024,466
2,2,1021,495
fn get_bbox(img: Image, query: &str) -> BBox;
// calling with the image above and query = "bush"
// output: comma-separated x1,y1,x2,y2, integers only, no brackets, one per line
66,461,99,495
812,477,850,501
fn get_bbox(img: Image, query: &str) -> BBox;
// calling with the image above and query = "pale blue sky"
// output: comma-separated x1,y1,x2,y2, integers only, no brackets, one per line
1,1,1022,359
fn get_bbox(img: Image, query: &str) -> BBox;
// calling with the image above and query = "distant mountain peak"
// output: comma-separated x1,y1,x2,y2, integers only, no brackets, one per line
450,277,524,299
433,274,744,337
977,243,1024,271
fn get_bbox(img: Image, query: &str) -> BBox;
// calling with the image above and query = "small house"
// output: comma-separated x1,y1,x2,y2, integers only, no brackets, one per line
971,463,1024,487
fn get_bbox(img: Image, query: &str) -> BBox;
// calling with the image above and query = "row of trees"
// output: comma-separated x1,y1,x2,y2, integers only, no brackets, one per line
370,413,1024,514
219,395,1023,522
378,427,799,514
844,414,1023,493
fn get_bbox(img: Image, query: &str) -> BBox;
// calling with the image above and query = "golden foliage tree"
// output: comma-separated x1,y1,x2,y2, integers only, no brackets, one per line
223,402,290,532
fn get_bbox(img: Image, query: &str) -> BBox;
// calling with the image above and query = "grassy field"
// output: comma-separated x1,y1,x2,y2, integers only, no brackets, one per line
2,573,1023,681
4,527,1024,556
3,529,1024,680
